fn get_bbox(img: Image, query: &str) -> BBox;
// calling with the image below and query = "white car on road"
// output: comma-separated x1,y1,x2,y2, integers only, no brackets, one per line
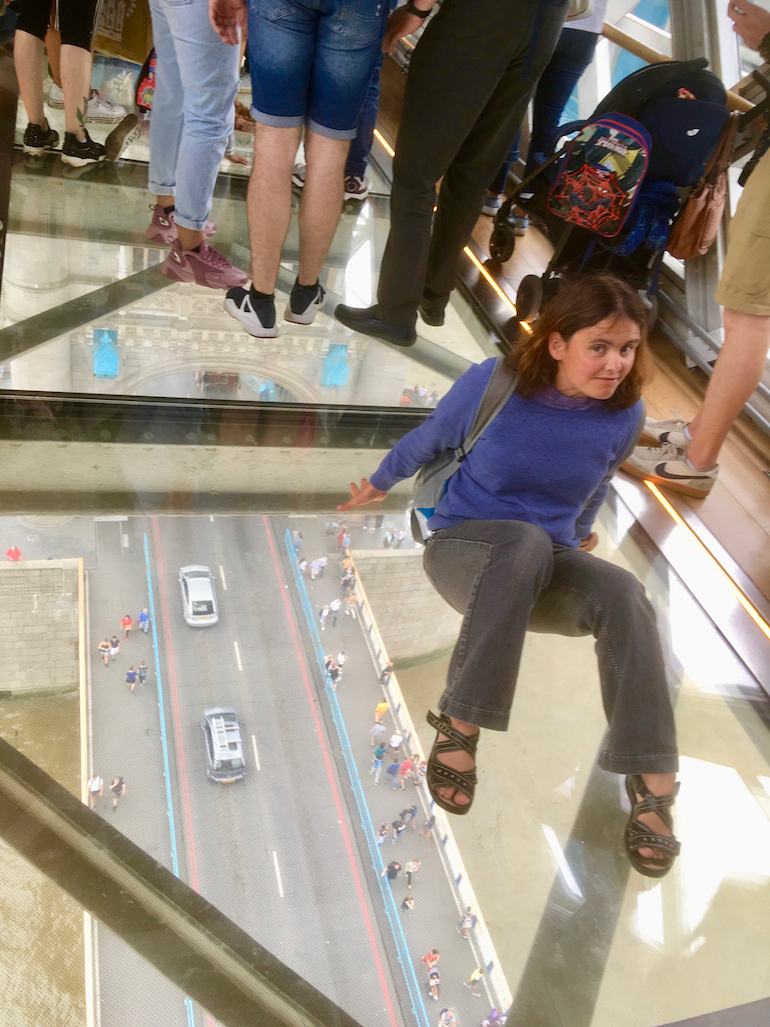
178,565,219,626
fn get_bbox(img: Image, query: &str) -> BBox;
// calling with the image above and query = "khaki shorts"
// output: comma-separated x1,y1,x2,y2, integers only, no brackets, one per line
715,146,770,316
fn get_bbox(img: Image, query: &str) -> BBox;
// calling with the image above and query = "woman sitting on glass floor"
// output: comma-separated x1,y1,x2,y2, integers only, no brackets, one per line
339,273,680,878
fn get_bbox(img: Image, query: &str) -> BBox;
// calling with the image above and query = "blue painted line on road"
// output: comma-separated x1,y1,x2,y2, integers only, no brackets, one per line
143,533,196,1027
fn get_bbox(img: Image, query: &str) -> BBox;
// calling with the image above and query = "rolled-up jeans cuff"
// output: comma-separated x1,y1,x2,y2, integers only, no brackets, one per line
173,210,210,232
438,696,509,732
598,751,679,775
148,180,174,197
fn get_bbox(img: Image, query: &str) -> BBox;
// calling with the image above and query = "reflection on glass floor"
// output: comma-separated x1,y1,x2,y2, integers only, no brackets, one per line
5,94,493,407
0,486,769,1027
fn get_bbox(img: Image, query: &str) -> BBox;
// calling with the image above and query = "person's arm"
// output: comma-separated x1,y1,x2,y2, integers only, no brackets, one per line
574,406,643,541
338,362,493,511
209,0,247,45
728,0,770,55
382,0,439,56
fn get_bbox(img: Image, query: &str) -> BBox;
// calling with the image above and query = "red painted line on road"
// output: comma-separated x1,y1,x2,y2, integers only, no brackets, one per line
262,516,399,1027
152,517,201,894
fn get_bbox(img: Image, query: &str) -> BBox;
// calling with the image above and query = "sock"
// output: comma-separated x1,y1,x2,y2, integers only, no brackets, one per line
248,285,276,327
685,456,716,472
249,285,275,303
683,423,692,442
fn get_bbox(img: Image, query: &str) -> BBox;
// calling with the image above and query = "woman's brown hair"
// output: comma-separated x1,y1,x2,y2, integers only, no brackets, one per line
505,273,651,410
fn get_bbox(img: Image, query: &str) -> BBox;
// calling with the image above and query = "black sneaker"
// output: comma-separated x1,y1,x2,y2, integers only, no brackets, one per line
223,287,279,338
61,130,106,167
285,279,325,325
22,123,59,156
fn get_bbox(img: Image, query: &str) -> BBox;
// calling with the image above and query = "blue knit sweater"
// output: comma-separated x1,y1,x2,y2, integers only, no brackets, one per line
370,358,643,547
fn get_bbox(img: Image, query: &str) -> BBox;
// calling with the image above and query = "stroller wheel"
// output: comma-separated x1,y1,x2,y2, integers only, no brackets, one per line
489,222,515,264
516,274,543,323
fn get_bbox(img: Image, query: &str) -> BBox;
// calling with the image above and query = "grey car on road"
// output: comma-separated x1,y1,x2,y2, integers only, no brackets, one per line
178,565,218,626
201,707,246,783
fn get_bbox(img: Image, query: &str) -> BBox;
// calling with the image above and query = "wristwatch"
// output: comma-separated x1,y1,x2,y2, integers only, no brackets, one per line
404,0,432,17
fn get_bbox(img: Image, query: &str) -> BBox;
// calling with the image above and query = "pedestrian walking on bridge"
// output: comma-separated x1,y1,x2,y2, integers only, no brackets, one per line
138,661,148,685
109,636,120,661
87,775,104,809
110,776,126,811
138,608,150,633
121,614,133,640
98,638,111,665
125,666,137,692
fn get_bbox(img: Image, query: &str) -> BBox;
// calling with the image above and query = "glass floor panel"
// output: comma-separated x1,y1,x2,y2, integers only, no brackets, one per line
0,484,768,1027
5,89,493,407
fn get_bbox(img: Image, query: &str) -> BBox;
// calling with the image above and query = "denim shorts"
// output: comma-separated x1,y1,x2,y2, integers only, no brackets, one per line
247,0,388,139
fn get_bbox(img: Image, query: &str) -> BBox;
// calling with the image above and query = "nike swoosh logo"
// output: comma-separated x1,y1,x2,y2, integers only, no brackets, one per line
686,128,700,136
655,463,711,480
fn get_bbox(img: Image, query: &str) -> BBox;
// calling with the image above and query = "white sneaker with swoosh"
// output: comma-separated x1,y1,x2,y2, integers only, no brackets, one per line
640,417,689,449
622,442,718,497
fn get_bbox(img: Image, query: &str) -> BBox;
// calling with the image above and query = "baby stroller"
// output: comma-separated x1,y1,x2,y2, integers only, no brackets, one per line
488,58,732,326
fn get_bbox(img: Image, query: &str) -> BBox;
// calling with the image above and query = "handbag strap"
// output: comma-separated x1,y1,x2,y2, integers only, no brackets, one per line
702,111,740,185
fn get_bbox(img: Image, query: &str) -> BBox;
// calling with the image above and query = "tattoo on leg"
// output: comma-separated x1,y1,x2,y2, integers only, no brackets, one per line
77,102,86,129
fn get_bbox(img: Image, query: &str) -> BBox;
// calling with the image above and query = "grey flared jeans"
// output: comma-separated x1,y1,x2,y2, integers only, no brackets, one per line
423,520,678,775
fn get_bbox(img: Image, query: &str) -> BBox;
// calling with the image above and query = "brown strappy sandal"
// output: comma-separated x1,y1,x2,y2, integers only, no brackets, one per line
426,711,479,816
624,775,681,878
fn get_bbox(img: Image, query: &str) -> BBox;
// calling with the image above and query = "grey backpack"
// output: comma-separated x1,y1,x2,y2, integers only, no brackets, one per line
410,358,518,544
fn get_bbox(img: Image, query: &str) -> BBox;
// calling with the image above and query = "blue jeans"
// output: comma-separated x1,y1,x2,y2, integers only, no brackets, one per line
148,0,239,231
248,0,388,139
345,51,383,177
488,27,599,194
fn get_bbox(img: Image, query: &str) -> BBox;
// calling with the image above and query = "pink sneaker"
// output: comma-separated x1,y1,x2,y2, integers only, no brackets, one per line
162,239,248,290
145,204,216,245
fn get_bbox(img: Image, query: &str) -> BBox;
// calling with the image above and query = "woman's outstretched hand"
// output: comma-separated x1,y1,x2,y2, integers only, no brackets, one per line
578,532,599,553
338,479,388,511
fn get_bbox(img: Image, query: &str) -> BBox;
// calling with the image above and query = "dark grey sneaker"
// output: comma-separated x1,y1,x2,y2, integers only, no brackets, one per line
61,130,106,167
104,113,141,162
23,123,59,156
285,279,325,325
224,287,279,338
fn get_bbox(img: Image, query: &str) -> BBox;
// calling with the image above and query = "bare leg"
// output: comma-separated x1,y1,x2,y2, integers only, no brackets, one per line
14,31,48,128
248,123,303,292
298,129,349,285
687,307,770,470
60,44,92,140
45,27,62,88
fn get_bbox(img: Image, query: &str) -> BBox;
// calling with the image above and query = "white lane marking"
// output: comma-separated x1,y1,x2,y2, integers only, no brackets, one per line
272,851,285,898
251,735,261,771
210,515,214,522
234,640,243,671
219,565,227,590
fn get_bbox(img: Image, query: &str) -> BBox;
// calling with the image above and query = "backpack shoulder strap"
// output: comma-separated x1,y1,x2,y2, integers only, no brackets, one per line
456,357,518,461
